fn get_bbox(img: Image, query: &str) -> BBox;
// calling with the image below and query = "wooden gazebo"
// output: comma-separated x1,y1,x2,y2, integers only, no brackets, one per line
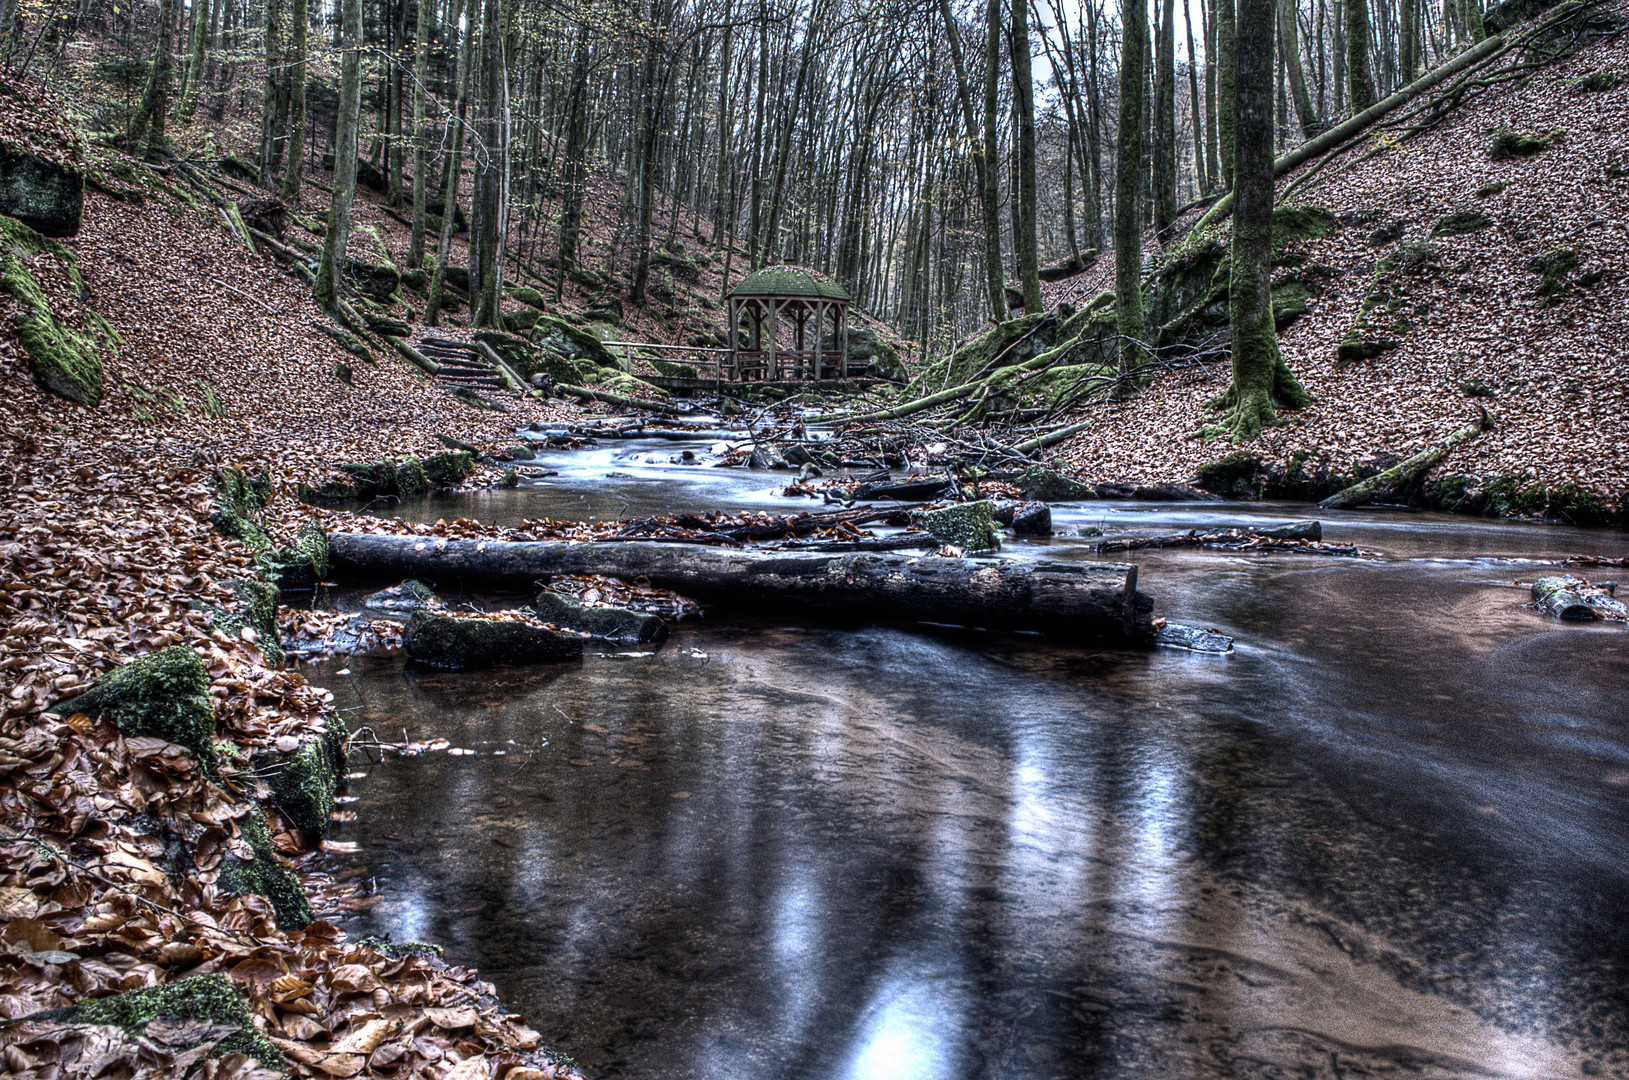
725,266,852,381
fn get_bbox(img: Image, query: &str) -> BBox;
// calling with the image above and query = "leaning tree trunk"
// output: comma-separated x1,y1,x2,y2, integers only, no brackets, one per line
328,535,1155,641
1319,409,1493,509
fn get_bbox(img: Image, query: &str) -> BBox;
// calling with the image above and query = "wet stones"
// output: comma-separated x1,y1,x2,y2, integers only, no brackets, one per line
913,500,1002,552
534,590,668,644
1015,466,1097,502
403,614,584,670
362,578,444,613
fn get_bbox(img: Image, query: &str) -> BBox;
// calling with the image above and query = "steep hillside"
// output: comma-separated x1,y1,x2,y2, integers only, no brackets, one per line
1051,4,1629,521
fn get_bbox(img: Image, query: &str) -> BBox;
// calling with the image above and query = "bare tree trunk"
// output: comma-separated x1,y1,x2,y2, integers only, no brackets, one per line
982,0,1007,321
1348,0,1376,110
408,0,434,265
1222,0,1310,440
178,0,211,119
1114,0,1147,373
939,0,1005,323
1217,0,1236,187
281,0,308,203
1011,0,1042,312
426,0,470,325
127,0,178,160
1279,0,1319,137
1153,0,1176,233
315,0,363,311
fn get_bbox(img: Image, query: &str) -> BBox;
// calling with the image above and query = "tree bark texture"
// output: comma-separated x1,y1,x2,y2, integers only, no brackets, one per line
1113,0,1148,372
313,0,362,311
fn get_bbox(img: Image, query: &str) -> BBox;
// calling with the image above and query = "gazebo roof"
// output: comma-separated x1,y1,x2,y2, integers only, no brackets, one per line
727,266,851,302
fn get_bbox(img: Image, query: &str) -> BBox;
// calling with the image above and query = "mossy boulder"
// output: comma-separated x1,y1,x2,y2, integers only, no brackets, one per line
210,468,274,554
1194,452,1268,498
65,975,283,1069
533,313,621,368
206,577,284,666
424,450,475,486
0,148,83,237
362,579,443,612
403,614,585,670
393,457,429,499
1015,466,1098,502
51,645,215,767
475,329,534,370
263,724,348,842
508,285,547,308
0,214,112,405
913,500,1002,552
262,520,329,591
344,258,400,302
912,313,1053,392
336,459,398,498
534,591,668,644
217,801,314,929
504,307,543,333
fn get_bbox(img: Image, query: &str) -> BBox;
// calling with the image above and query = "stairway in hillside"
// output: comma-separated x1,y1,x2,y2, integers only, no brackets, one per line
418,338,507,393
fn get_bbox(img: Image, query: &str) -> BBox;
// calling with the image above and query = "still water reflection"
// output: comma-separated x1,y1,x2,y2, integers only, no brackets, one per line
320,447,1629,1079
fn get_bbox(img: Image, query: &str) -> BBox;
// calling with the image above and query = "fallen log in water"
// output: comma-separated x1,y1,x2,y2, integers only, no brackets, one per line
1096,521,1324,552
328,533,1153,640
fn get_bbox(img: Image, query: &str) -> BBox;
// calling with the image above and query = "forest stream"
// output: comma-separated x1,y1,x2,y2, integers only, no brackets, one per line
308,432,1629,1080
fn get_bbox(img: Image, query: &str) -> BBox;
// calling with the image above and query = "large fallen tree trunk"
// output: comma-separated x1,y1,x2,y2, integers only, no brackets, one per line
1319,408,1493,510
328,533,1154,640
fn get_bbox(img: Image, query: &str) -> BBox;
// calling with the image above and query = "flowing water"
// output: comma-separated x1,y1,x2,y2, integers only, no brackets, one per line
316,432,1629,1079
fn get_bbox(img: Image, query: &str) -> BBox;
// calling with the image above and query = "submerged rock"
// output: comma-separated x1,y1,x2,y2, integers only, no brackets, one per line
50,645,216,767
1156,623,1235,653
403,614,584,670
1016,466,1097,502
534,590,668,644
362,578,444,613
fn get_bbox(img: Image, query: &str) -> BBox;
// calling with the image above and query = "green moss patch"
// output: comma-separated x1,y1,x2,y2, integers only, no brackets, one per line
261,521,329,591
911,313,1052,393
217,801,314,930
1568,70,1624,92
424,450,475,486
1431,211,1493,237
1475,181,1508,198
50,645,215,768
1526,246,1583,302
264,725,348,841
0,214,117,405
1338,243,1437,366
1488,127,1550,160
204,577,284,666
69,974,284,1070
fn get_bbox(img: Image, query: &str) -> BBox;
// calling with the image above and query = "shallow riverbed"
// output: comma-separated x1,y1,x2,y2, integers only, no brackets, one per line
316,436,1629,1079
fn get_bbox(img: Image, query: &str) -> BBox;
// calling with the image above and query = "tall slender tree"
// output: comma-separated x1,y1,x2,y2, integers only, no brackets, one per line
1278,0,1318,138
1152,0,1176,233
982,0,1006,315
1347,0,1376,111
1011,0,1042,311
315,0,363,311
127,0,179,160
281,0,308,203
1217,0,1236,186
1220,0,1311,440
1113,0,1147,375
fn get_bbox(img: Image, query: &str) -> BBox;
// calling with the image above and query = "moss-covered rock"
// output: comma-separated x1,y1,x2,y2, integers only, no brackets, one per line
393,457,429,499
448,385,509,411
403,614,585,670
1015,466,1098,502
505,307,543,333
217,801,314,929
1338,242,1437,365
51,645,215,766
0,149,82,237
210,468,274,554
206,577,285,666
533,313,622,368
66,974,284,1070
0,214,113,405
362,579,444,612
534,591,668,644
508,285,547,308
263,724,348,842
345,258,400,302
1194,452,1268,498
912,313,1053,392
262,521,329,591
912,500,1002,552
424,450,475,486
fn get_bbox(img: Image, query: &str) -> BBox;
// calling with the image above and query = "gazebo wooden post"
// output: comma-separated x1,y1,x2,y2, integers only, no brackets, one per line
812,299,823,380
727,296,738,380
766,299,778,380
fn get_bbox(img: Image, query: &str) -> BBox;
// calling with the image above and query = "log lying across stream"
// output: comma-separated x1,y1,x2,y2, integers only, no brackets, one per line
329,533,1154,640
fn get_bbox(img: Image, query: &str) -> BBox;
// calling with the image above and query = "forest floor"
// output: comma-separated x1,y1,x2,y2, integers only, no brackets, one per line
1045,7,1629,506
